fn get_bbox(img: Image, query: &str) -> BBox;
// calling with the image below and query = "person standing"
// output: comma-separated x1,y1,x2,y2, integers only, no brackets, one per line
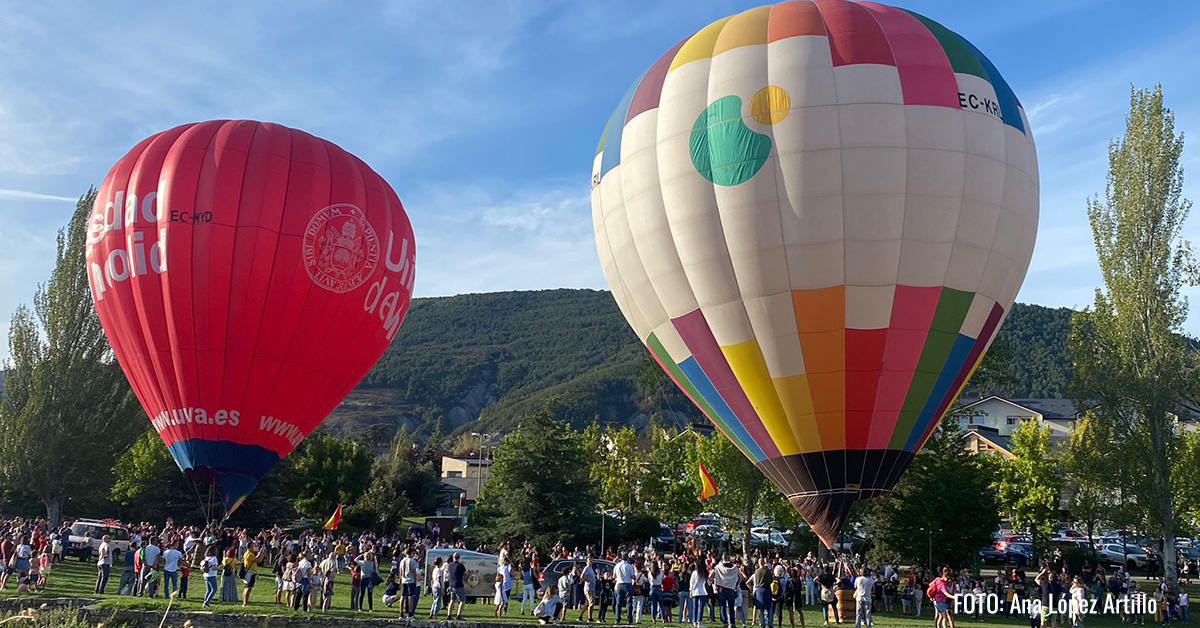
714,554,739,628
447,552,468,621
521,557,537,615
581,557,598,622
242,541,264,606
202,546,220,607
356,550,379,612
930,567,957,628
117,542,138,595
138,536,161,597
692,562,712,628
162,542,182,600
752,559,774,628
429,557,447,618
398,548,420,619
615,553,637,624
853,568,875,628
95,535,113,594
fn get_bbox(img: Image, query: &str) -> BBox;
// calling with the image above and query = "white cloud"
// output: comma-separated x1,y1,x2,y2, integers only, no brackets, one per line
407,181,602,297
0,188,77,203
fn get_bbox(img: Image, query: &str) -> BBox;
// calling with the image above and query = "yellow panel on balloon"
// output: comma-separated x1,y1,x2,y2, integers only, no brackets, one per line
720,338,800,457
771,374,822,453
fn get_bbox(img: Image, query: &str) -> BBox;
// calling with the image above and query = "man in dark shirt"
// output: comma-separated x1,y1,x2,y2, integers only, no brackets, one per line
447,553,467,621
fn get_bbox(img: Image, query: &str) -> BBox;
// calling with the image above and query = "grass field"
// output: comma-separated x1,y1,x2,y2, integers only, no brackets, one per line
5,560,1192,628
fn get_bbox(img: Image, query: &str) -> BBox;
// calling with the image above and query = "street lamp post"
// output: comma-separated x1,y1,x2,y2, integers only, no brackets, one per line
470,432,492,506
920,527,940,569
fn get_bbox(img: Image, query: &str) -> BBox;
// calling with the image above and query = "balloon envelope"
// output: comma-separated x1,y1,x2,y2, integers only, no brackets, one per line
86,120,416,513
591,0,1038,546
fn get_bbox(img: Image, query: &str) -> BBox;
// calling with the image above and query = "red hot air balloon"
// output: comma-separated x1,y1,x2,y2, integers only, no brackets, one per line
85,120,416,515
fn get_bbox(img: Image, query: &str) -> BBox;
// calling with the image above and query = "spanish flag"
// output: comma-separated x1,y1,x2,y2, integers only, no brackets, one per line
323,504,343,531
699,462,719,501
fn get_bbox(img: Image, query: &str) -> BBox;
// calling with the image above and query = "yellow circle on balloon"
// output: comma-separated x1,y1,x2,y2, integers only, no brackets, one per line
750,85,790,125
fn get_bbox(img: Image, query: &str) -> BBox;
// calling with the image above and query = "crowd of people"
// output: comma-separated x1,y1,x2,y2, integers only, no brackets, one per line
0,515,1195,628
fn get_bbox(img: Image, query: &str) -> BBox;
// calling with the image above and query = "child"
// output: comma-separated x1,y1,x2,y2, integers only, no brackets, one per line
350,564,362,611
322,570,334,612
310,568,324,611
494,573,506,618
180,563,189,599
1030,592,1043,628
535,585,564,625
16,576,31,594
29,554,41,593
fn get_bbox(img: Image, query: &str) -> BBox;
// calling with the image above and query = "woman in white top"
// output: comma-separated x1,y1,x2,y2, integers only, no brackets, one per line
202,546,220,607
690,563,710,628
429,557,447,618
1069,576,1087,628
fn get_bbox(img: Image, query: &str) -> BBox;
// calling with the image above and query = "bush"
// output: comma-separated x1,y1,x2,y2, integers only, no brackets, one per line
622,512,662,544
1,607,139,628
1058,547,1099,575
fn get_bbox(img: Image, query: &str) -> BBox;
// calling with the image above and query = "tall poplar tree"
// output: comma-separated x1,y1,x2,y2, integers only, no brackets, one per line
0,191,143,524
1070,84,1196,586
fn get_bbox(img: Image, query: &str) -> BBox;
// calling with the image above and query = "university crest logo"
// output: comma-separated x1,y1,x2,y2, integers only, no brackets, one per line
302,204,380,293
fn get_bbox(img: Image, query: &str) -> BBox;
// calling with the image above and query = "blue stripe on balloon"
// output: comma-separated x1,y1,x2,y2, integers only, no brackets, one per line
678,357,766,461
598,71,646,181
964,41,1025,134
167,439,280,511
903,333,976,451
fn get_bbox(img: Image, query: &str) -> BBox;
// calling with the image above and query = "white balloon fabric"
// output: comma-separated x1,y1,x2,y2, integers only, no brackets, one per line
591,0,1038,546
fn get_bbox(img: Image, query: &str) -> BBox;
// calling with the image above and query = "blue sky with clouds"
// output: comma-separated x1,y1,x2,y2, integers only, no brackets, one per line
1,0,1199,360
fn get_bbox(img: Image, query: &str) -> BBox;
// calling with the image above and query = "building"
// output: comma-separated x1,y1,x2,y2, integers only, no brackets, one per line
957,396,1082,456
440,456,493,515
958,395,1200,457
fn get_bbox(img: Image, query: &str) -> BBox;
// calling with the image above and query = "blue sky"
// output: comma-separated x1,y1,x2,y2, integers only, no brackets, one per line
1,0,1199,360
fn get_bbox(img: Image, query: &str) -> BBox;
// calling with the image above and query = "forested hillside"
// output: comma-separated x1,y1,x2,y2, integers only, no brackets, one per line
325,289,1074,442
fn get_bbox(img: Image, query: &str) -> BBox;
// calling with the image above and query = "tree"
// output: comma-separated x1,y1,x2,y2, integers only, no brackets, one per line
865,418,999,569
466,401,598,549
696,433,796,554
996,419,1063,558
641,427,702,526
1070,84,1196,587
1063,413,1132,541
111,432,203,523
286,433,372,520
585,423,644,513
354,426,441,532
0,192,143,524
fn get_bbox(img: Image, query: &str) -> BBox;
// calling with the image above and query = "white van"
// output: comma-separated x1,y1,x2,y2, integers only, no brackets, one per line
64,519,131,561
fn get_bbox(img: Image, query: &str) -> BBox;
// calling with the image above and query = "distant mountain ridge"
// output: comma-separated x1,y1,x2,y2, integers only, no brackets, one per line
325,289,1074,442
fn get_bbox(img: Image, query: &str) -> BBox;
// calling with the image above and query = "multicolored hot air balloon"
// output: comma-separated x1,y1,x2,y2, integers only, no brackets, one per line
591,0,1038,546
86,120,416,515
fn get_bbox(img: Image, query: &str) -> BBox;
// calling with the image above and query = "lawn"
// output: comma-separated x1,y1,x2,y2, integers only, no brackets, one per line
8,560,1190,628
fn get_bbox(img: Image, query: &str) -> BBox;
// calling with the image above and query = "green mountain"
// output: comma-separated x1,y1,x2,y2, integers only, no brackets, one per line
325,289,1074,442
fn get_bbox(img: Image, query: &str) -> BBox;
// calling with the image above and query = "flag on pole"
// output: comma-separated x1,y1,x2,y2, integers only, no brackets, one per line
699,462,719,501
323,504,343,531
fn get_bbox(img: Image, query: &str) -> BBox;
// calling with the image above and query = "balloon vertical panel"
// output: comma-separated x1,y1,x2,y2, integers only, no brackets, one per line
87,120,415,512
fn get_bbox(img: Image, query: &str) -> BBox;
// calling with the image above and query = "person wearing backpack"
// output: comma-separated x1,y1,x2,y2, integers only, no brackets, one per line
202,545,220,607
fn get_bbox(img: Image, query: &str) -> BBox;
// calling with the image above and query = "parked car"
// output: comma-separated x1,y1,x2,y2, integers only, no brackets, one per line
65,519,131,561
692,524,730,543
654,525,677,551
1004,542,1035,566
749,527,789,549
979,547,1008,565
1097,544,1150,569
